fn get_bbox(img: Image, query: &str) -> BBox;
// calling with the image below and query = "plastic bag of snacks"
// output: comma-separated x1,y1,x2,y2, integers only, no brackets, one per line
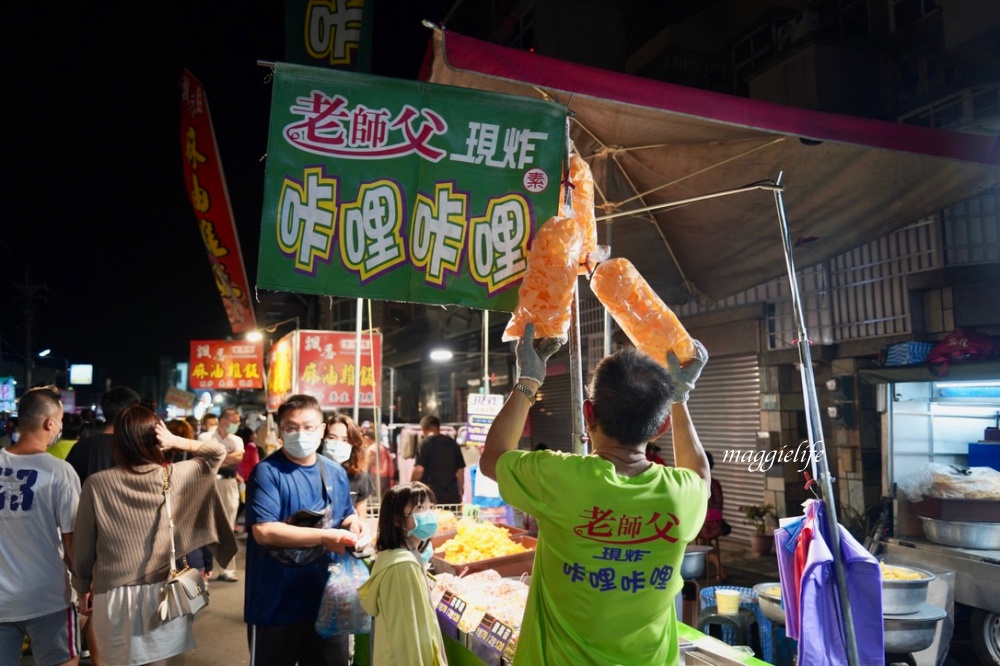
315,554,371,637
561,154,599,274
590,257,697,365
503,216,583,343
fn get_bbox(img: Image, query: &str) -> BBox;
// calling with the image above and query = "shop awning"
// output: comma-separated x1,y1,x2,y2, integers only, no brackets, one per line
425,28,1000,303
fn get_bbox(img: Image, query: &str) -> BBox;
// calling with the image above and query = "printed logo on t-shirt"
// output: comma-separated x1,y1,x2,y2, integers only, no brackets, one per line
0,467,38,511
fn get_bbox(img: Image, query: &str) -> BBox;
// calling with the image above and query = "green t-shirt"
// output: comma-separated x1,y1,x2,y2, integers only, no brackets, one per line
47,438,77,461
496,449,708,665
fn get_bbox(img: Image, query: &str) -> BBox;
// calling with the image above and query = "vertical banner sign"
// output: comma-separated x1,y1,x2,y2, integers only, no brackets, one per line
297,330,381,409
180,70,258,334
284,0,371,72
189,340,265,390
267,333,296,411
265,330,381,411
257,63,566,312
0,378,15,413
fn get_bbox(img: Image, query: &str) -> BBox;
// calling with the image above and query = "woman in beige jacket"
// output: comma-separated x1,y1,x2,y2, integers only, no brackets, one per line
73,405,237,665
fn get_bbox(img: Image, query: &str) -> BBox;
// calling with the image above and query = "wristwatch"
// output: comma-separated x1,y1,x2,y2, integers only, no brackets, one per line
512,383,536,404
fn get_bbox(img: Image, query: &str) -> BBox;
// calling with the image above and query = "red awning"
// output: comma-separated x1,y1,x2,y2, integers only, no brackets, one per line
426,28,1000,302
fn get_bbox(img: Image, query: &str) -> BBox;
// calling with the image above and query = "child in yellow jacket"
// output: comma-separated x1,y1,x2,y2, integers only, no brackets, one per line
358,482,448,665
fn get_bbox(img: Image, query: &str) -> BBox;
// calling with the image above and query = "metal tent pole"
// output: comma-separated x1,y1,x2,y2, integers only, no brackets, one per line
353,298,363,422
569,283,586,453
772,174,860,666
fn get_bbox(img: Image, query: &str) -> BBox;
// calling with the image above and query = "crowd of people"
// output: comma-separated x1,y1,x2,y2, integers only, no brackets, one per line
1,326,713,666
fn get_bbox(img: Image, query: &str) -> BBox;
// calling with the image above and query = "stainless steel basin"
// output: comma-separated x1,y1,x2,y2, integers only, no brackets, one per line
883,603,947,654
753,582,785,626
882,564,934,615
920,516,1000,550
681,545,713,580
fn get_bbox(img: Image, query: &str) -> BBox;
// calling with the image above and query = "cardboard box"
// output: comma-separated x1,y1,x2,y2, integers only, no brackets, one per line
432,536,536,578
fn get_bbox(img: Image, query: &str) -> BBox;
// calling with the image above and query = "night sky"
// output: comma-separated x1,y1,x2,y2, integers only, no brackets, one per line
3,1,466,390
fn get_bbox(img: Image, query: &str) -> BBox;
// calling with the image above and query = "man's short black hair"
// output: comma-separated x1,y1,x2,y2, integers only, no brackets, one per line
18,386,62,430
101,386,141,426
588,347,675,446
420,415,441,431
276,394,322,426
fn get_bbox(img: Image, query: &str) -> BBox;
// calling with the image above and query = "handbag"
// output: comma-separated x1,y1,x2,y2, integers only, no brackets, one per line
266,457,333,567
158,466,210,622
315,552,371,637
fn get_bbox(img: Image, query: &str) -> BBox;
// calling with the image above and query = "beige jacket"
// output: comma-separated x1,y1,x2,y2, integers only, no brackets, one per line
73,441,238,594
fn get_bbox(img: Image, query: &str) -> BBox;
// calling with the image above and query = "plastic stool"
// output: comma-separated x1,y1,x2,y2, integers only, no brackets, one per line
697,607,761,656
699,585,773,663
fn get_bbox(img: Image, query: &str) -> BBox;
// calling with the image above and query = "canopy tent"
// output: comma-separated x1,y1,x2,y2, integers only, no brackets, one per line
425,27,1000,304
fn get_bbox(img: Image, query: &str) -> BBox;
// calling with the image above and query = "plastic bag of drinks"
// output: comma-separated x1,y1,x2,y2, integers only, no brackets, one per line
503,216,583,342
590,257,696,364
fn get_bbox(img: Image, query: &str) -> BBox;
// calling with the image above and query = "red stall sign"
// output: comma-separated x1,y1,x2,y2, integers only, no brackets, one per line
266,330,382,411
189,340,265,390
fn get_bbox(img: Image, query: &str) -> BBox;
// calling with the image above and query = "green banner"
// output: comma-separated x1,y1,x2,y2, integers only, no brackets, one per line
257,63,567,312
283,0,370,72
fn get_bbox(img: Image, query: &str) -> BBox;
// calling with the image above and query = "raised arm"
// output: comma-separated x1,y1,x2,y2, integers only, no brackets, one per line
667,341,711,493
481,323,562,480
156,421,225,471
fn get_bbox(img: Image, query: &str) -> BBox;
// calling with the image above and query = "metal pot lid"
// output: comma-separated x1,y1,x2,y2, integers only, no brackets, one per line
685,545,713,554
884,603,948,623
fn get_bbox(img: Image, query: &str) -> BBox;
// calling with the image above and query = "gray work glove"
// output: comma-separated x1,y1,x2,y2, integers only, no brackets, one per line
667,339,708,403
516,323,563,385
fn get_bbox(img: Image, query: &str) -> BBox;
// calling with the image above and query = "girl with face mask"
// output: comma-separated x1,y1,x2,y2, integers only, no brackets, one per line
358,482,448,665
321,414,375,517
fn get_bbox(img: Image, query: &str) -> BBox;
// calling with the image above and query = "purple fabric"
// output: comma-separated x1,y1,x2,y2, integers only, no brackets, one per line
798,502,884,666
774,525,800,639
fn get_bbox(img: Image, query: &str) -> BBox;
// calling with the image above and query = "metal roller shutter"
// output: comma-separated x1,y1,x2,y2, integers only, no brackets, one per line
528,374,574,452
660,354,761,545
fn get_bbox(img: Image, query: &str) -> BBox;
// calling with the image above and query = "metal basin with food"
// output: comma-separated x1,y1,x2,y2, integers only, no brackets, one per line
883,603,947,654
681,545,713,580
881,563,935,615
919,516,1000,550
753,582,785,626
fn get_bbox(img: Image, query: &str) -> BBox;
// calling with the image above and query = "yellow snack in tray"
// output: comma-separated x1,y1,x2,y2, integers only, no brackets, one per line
439,520,530,565
881,562,925,580
434,509,458,532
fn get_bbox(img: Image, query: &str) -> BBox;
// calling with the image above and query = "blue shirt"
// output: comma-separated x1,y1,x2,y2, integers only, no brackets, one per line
244,450,355,625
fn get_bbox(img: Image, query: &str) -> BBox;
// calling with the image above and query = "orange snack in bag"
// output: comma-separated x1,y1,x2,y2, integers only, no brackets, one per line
562,154,598,273
503,216,583,342
590,258,696,364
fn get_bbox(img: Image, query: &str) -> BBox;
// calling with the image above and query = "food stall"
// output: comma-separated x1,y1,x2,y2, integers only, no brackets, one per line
860,360,1000,664
352,514,772,665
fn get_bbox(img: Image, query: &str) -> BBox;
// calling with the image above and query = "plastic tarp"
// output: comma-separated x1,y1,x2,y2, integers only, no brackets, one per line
425,28,1000,303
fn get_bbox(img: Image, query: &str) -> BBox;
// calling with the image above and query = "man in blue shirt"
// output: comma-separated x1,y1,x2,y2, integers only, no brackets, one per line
244,395,363,665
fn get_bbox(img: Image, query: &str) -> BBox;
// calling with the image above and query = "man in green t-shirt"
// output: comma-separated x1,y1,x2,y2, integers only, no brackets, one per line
481,324,710,665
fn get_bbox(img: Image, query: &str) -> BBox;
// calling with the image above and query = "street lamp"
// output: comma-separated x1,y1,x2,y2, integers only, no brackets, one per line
245,316,301,342
36,349,70,389
429,348,511,395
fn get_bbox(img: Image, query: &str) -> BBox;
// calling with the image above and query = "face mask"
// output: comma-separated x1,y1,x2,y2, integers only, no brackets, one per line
282,431,323,459
419,541,434,564
227,423,239,435
10,430,20,444
326,440,352,464
406,511,439,541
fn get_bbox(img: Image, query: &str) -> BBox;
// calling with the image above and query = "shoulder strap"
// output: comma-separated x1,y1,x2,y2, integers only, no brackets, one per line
162,465,180,574
318,457,330,505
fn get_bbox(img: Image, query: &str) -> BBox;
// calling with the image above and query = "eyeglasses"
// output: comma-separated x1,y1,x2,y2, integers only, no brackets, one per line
281,424,323,435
